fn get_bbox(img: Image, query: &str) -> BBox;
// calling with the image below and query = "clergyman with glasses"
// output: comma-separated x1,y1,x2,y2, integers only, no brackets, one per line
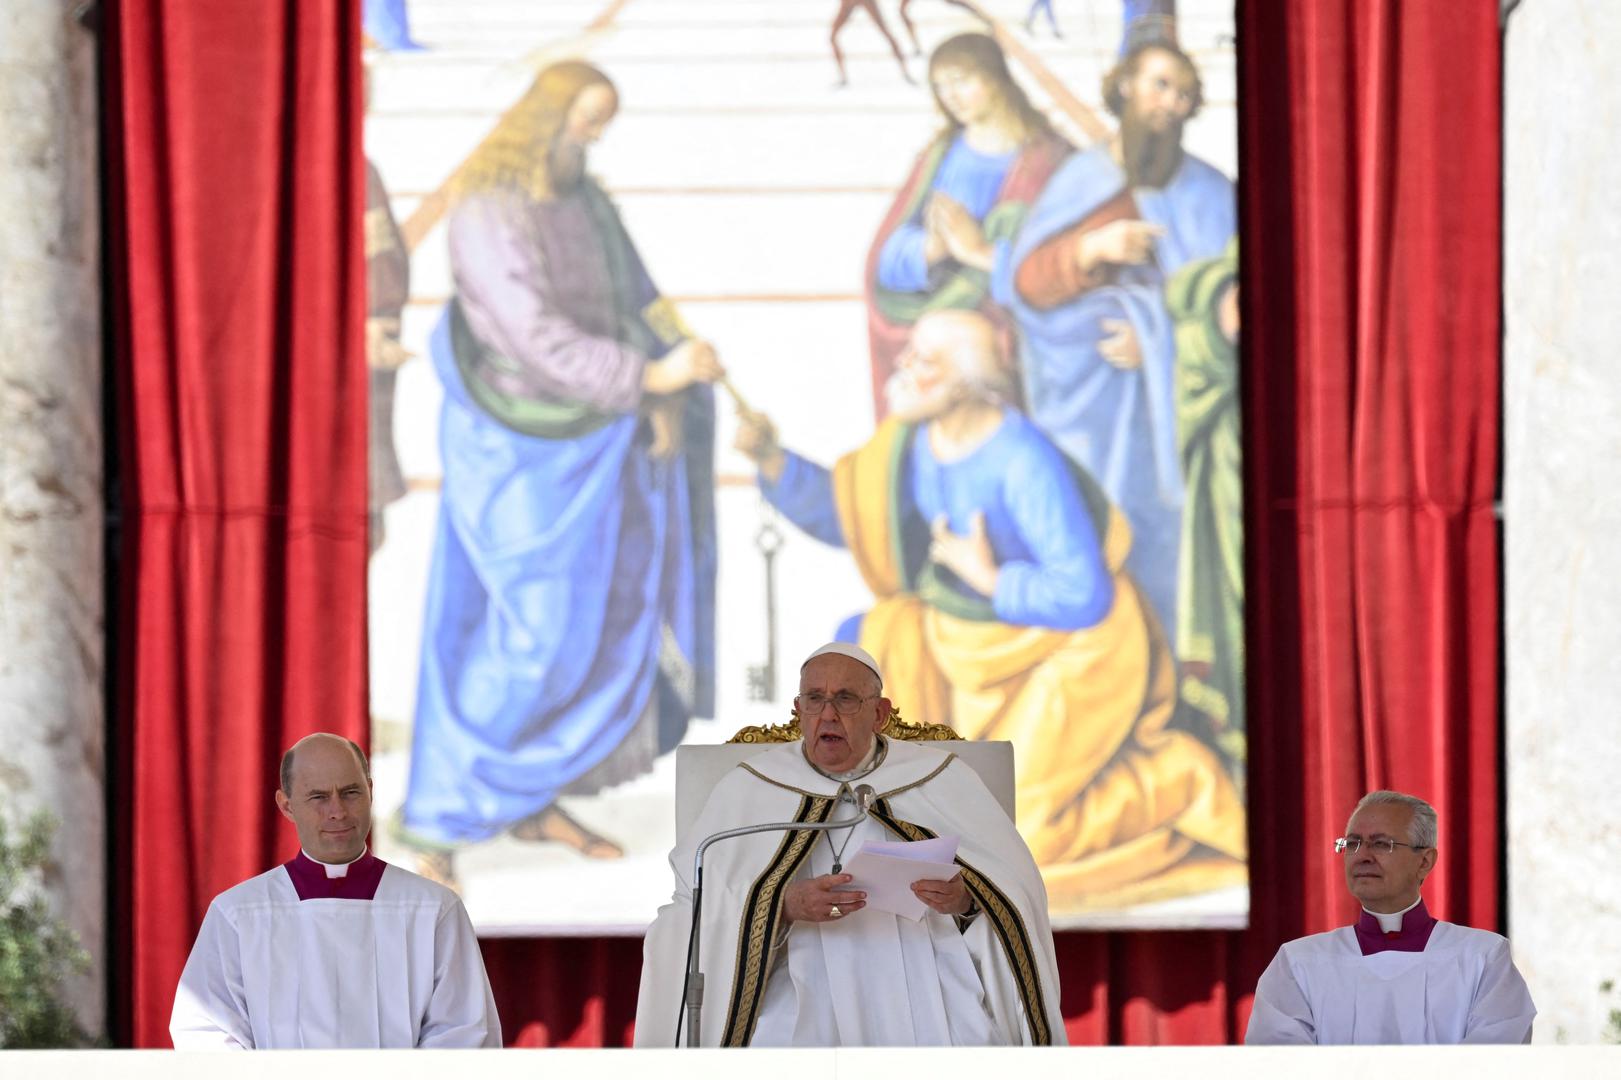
634,642,1064,1047
1246,790,1535,1044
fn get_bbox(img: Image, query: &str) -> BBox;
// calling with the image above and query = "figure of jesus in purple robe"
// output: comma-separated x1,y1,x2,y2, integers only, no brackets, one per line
396,62,723,888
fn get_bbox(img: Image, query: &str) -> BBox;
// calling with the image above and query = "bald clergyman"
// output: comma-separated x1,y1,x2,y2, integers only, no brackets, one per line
634,643,1065,1047
170,734,501,1048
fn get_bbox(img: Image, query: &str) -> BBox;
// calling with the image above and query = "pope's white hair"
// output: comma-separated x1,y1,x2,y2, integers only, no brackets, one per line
1348,790,1438,849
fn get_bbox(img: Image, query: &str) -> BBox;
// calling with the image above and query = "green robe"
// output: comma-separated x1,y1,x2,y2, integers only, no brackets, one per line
1168,239,1244,759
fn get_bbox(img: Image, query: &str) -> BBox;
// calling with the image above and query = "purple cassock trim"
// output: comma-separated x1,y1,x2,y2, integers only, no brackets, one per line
282,851,387,901
1354,897,1437,955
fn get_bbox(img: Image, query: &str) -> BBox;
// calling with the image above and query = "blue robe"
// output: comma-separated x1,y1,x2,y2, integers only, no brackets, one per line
362,0,426,51
993,146,1234,632
401,195,715,848
763,410,1114,636
876,135,1018,293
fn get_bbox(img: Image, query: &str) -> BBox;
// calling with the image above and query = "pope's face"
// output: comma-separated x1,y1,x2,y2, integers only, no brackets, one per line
1342,802,1436,913
798,654,891,773
275,737,373,864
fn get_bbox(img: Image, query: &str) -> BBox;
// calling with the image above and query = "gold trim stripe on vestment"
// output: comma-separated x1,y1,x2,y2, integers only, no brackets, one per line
872,801,1053,1046
721,794,834,1046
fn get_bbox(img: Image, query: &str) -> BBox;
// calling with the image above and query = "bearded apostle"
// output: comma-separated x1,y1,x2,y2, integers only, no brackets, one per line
732,309,1246,912
170,734,500,1048
635,643,1064,1046
865,32,1070,416
993,40,1236,633
1247,792,1536,1044
396,61,723,885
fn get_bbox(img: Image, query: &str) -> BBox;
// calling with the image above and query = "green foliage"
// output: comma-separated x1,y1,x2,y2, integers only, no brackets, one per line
1602,979,1621,1045
0,810,94,1048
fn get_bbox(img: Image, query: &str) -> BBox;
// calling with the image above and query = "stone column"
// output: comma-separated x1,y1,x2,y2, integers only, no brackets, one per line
0,0,105,1037
1504,0,1621,1045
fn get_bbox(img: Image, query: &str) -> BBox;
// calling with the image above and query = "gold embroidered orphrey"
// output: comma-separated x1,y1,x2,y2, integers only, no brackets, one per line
712,788,1054,1047
728,706,960,744
719,793,833,1046
873,801,1053,1046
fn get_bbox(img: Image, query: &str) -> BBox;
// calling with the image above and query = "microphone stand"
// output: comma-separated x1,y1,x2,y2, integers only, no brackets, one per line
680,784,875,1048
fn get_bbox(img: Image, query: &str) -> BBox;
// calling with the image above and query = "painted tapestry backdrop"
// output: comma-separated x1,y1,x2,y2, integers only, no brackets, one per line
364,0,1244,933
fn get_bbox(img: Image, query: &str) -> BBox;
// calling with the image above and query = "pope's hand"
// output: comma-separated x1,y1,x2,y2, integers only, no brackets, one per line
784,873,867,923
911,872,972,917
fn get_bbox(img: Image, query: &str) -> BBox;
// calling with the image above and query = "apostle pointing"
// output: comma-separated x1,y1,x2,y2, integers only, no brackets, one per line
1246,791,1535,1045
634,642,1065,1047
170,733,501,1048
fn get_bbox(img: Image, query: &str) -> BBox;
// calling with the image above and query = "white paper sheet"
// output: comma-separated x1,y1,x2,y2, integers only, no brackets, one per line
835,836,961,921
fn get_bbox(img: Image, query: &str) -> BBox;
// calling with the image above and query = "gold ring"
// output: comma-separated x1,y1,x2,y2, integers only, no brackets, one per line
829,904,843,919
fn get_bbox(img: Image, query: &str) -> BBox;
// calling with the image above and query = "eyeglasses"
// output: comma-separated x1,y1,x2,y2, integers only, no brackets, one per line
796,691,877,717
1334,837,1428,856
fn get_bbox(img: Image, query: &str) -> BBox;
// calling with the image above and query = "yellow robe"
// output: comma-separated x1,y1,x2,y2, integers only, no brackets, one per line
832,420,1247,911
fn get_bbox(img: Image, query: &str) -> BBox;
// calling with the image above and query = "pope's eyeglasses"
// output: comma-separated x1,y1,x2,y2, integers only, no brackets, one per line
796,691,876,717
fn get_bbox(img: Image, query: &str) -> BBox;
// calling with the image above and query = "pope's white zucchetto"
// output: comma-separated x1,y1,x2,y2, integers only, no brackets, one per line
800,642,883,689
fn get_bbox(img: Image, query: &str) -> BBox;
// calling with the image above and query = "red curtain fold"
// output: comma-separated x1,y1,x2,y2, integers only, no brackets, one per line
104,0,1502,1047
103,0,369,1049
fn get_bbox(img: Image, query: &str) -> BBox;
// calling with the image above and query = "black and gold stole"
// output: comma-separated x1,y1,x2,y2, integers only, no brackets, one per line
871,800,1055,1046
718,791,1053,1047
720,793,835,1046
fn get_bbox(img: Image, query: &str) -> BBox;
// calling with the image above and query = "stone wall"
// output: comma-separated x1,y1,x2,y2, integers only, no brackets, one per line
0,0,105,1036
1504,0,1621,1045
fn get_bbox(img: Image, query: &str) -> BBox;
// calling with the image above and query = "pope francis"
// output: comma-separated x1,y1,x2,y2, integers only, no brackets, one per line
634,642,1065,1047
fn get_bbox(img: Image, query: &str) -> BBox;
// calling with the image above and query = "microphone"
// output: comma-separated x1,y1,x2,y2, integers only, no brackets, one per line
678,784,877,1048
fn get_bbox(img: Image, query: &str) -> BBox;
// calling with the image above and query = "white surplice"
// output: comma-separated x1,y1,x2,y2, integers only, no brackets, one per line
634,738,1065,1047
1245,922,1536,1045
170,857,501,1048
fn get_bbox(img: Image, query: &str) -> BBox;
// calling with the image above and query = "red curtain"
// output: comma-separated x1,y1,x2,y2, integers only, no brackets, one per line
103,0,369,1049
104,0,1502,1047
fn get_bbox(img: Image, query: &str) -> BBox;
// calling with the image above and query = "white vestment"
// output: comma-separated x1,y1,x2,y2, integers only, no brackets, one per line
634,738,1065,1047
170,856,501,1048
1245,921,1535,1045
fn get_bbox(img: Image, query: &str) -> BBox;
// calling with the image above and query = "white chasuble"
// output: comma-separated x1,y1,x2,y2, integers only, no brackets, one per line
171,854,501,1048
1246,921,1535,1045
634,738,1065,1047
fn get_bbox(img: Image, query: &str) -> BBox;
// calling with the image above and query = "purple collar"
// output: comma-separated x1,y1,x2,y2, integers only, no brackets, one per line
1354,897,1437,955
282,850,387,901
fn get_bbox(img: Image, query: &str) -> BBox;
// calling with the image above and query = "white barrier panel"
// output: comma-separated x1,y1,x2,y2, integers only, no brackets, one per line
2,1046,1615,1079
